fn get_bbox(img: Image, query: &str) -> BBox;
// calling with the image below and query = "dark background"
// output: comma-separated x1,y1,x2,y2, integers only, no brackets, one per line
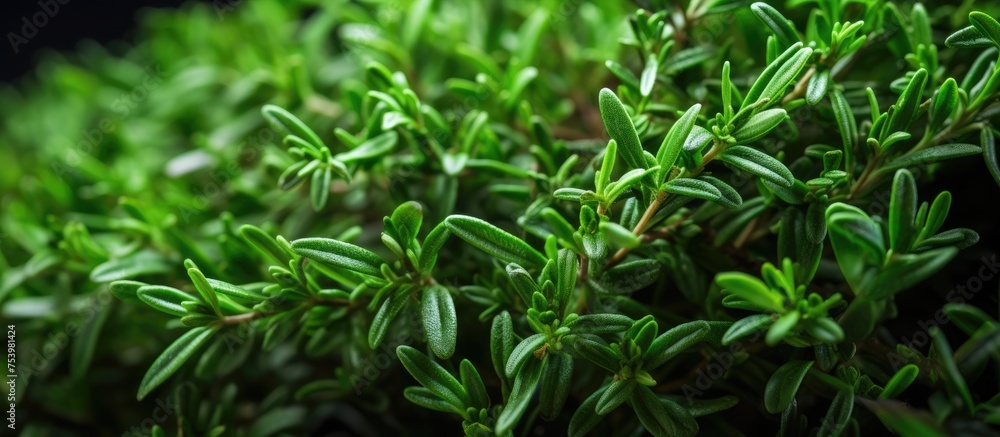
1,0,188,82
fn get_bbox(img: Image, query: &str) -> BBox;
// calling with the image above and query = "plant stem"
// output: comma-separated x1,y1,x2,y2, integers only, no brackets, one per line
220,312,261,325
605,189,668,269
605,141,726,269
604,59,818,269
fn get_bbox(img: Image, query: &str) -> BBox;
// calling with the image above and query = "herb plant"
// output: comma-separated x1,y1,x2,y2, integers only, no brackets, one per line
3,0,1000,435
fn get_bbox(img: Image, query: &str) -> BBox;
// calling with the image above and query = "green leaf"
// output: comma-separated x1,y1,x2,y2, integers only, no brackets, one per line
279,160,309,190
888,169,918,253
137,326,217,400
930,327,974,413
390,201,423,245
663,47,715,74
760,47,812,107
632,386,699,437
605,167,658,202
663,178,722,202
656,104,702,178
879,364,919,399
465,159,530,178
310,165,332,210
830,89,858,172
970,11,1000,49
633,320,658,355
645,321,711,368
668,395,739,417
569,385,609,437
444,215,546,267
878,131,911,153
553,188,586,201
716,272,784,312
553,248,577,310
732,109,788,143
291,237,384,276
421,285,457,359
333,131,398,163
137,285,196,317
819,388,855,437
886,69,927,134
722,314,773,345
419,222,451,272
491,312,516,387
983,128,1000,188
598,88,647,170
188,267,222,317
882,143,982,171
929,78,959,133
369,291,408,349
910,4,932,47
496,359,543,435
945,25,993,48
640,54,658,97
858,398,949,437
826,203,886,293
914,229,978,251
538,352,573,420
506,333,546,377
596,379,636,415
599,221,641,249
806,68,829,105
765,360,813,414
719,145,794,186
460,359,490,410
765,310,800,345
404,386,460,414
261,105,325,151
752,3,800,47
605,61,641,90
401,0,432,48
868,249,957,300
596,140,617,194
109,280,146,304
805,317,844,344
90,251,172,283
699,175,743,208
238,225,292,265
721,61,734,120
942,303,996,335
573,337,621,374
207,278,265,303
397,345,469,409
70,299,112,379
570,314,634,335
515,9,548,64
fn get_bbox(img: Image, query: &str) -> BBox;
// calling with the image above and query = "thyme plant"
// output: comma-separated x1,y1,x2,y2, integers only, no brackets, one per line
2,0,1000,435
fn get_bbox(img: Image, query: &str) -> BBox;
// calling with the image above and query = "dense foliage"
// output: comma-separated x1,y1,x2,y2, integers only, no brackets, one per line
3,0,1000,435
